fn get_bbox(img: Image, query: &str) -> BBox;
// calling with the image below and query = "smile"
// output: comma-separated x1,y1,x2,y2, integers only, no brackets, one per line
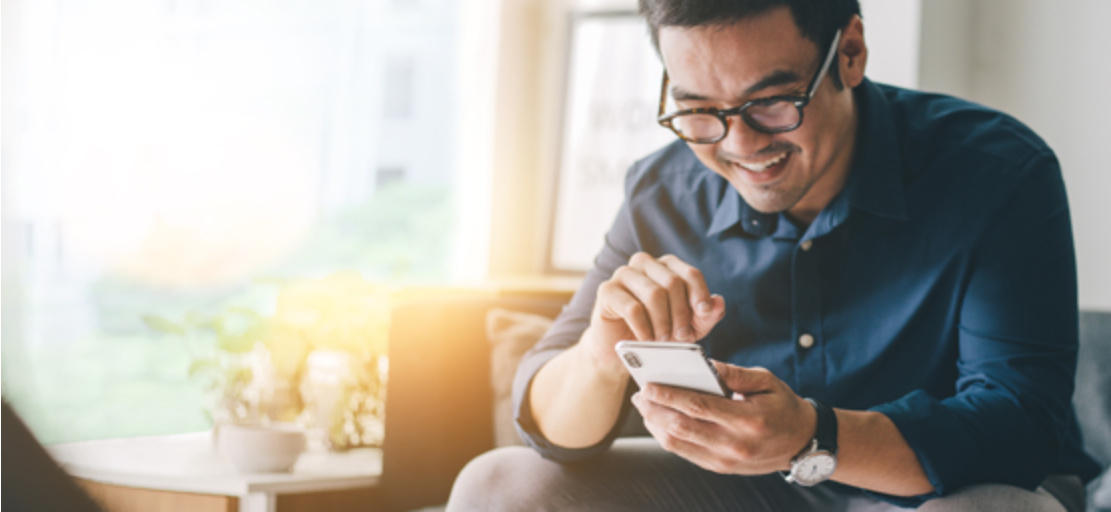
739,152,789,173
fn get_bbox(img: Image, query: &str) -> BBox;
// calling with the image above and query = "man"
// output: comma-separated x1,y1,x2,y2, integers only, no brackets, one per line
448,0,1101,510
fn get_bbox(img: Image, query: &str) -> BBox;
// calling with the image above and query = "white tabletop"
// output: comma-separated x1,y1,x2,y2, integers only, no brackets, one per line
47,430,382,497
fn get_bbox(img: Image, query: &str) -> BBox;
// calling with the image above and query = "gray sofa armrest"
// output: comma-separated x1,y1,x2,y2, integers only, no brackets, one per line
1078,310,1111,511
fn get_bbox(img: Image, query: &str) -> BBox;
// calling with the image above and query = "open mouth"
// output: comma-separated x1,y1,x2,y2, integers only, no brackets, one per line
733,151,792,183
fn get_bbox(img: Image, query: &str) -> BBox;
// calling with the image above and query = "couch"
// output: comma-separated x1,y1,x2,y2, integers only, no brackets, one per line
374,288,1111,511
375,288,576,511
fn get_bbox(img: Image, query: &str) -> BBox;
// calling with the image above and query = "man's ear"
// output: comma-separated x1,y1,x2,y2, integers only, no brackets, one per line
839,14,867,88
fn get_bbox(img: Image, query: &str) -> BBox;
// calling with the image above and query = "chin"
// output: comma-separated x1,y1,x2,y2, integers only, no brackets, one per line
715,164,804,215
735,186,798,214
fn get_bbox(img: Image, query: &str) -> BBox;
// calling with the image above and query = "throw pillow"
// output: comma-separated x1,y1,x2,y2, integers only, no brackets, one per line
486,308,554,447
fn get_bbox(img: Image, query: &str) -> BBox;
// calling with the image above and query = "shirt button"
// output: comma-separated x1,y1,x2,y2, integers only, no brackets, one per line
798,333,815,349
800,240,813,251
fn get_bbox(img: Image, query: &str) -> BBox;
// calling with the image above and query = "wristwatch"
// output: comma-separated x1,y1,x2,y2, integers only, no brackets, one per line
783,398,838,486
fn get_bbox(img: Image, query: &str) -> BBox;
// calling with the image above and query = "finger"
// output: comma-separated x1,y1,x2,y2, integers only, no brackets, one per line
635,391,787,474
632,255,693,341
632,391,714,445
640,383,725,423
711,362,776,396
657,255,712,313
632,393,730,472
640,383,765,450
615,257,671,340
690,294,726,339
657,255,725,340
596,278,655,341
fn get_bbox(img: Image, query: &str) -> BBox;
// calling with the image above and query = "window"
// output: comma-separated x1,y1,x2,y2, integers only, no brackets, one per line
383,55,416,119
2,0,462,443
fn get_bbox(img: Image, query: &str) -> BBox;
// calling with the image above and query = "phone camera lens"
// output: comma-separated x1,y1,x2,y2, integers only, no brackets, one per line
623,352,642,369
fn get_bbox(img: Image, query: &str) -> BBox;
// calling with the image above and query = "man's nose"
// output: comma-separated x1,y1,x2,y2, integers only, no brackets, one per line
717,116,773,158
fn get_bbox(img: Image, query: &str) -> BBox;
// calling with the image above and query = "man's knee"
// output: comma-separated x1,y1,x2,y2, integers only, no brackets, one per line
918,483,1066,512
446,446,560,512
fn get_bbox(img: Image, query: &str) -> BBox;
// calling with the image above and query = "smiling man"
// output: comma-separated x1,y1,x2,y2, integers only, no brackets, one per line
446,1,1100,511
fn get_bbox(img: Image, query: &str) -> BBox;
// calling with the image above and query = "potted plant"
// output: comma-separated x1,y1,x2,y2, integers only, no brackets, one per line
272,271,390,450
143,271,391,471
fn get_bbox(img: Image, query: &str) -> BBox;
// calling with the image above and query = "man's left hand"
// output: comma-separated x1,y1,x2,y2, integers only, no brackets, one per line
631,362,818,475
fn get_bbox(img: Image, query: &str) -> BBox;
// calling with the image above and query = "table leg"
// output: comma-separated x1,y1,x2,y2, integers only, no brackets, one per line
239,492,276,512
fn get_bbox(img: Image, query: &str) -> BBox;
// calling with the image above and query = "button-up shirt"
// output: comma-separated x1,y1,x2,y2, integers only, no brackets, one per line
512,78,1100,505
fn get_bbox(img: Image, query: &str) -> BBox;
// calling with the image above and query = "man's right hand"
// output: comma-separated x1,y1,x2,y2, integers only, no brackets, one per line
528,252,726,448
582,252,727,375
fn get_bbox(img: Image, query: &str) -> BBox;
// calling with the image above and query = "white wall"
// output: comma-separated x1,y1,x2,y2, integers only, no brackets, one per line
918,0,1111,310
859,0,921,89
917,0,973,98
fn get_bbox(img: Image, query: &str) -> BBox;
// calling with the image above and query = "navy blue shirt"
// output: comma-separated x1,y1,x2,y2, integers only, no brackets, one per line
513,79,1101,505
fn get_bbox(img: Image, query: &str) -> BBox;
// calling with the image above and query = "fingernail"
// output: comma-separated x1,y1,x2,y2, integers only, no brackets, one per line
677,326,693,340
697,301,712,314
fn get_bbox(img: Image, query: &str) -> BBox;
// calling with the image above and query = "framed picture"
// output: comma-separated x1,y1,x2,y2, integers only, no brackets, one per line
547,11,675,273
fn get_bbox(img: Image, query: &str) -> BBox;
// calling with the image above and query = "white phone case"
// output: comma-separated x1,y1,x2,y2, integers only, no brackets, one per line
615,341,731,397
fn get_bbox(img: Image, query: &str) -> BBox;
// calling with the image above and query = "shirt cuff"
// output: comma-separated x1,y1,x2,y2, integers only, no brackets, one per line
512,348,633,462
867,390,976,504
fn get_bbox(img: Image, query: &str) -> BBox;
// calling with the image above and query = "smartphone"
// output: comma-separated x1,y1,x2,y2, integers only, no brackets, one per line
615,341,732,398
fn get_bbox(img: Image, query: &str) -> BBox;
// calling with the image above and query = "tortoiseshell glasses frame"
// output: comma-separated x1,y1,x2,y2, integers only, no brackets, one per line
656,29,842,143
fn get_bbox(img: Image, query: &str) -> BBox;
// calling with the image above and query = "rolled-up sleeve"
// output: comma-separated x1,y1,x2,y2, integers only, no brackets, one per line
511,168,644,461
871,151,1086,505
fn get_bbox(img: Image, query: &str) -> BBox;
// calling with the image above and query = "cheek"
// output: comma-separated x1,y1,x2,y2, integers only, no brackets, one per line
687,143,725,173
796,133,829,173
777,130,818,168
795,92,848,159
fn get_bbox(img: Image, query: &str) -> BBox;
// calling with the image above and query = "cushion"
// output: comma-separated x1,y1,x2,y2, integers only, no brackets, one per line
486,308,554,447
1078,311,1111,510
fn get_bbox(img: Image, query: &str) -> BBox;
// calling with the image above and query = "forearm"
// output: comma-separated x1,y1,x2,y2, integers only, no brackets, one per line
529,342,629,449
831,409,934,496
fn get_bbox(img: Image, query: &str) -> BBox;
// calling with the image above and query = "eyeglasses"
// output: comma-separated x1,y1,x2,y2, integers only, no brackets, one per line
657,29,842,143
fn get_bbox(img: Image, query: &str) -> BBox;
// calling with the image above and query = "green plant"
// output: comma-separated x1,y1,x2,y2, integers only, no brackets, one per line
143,306,306,425
143,271,390,448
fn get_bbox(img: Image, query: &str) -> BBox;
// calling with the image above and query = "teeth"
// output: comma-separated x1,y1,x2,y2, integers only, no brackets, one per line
740,152,788,173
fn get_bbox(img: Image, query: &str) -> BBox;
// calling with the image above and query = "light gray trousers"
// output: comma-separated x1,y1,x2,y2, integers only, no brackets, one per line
446,437,1083,512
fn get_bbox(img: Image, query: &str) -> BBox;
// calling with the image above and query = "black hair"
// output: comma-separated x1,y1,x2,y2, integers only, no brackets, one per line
638,0,861,88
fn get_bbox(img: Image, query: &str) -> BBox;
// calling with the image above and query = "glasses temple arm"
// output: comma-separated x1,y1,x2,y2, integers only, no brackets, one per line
807,29,842,99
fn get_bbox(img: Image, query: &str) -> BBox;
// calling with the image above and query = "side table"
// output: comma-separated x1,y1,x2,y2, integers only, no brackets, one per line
47,430,382,512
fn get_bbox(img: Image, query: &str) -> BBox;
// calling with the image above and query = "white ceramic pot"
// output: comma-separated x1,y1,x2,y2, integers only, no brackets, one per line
216,423,307,473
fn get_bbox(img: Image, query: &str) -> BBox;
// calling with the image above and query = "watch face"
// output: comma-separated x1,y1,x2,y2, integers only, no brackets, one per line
792,452,837,486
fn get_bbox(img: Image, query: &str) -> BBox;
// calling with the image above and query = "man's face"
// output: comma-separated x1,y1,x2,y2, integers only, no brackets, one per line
658,8,861,221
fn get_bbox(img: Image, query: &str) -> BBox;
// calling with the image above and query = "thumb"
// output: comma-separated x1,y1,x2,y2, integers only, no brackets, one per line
712,361,774,395
691,294,725,338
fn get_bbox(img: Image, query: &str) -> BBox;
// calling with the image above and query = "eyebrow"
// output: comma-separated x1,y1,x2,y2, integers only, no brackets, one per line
670,68,805,103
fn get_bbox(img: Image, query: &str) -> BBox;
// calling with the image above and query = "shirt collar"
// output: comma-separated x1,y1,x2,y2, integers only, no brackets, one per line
706,77,907,239
707,186,780,237
846,78,909,222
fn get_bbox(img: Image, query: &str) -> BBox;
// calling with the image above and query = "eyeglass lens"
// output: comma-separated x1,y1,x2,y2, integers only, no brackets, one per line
671,114,724,142
746,101,800,130
671,101,801,142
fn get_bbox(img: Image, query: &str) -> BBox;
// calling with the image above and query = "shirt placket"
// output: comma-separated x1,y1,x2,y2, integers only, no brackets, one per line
791,236,825,397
